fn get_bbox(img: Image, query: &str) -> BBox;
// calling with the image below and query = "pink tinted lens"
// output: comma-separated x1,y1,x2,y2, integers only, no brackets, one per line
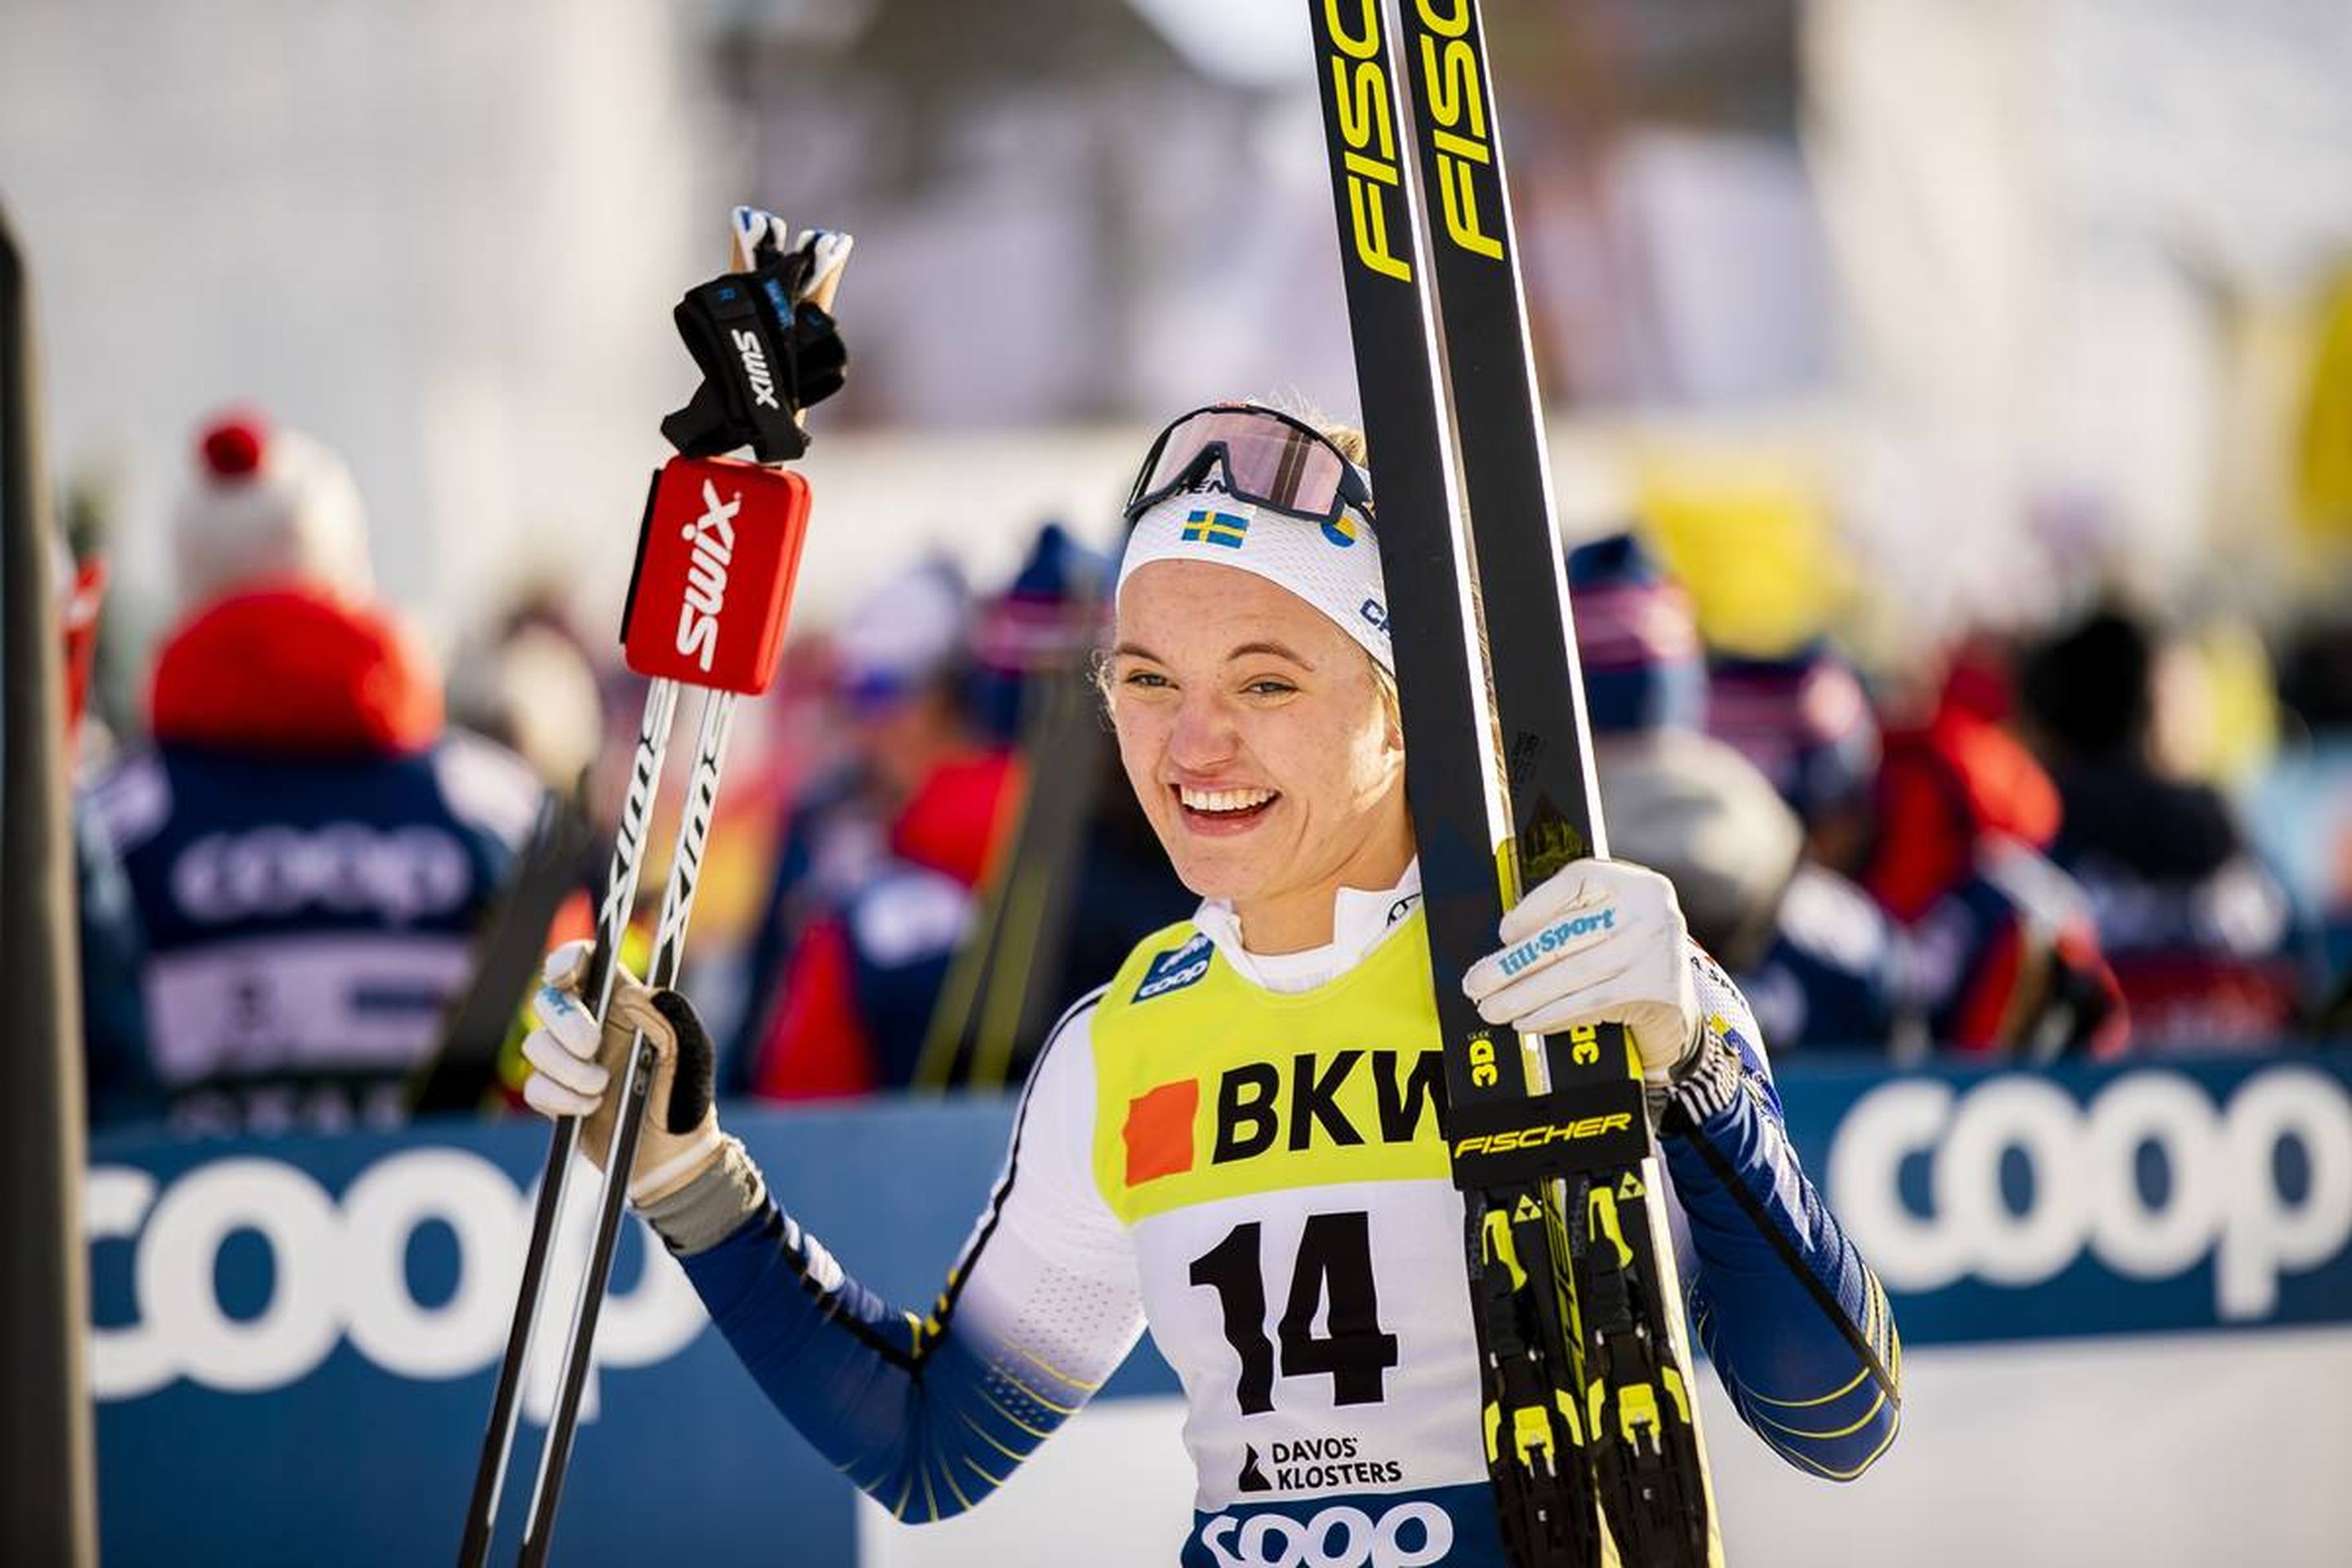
1143,411,1347,515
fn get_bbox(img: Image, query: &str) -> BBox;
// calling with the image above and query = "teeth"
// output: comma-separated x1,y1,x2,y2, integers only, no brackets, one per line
1179,786,1276,814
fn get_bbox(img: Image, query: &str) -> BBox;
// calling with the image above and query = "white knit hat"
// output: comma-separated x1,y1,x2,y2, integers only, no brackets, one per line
172,410,372,608
1116,491,1392,673
1595,728,1802,967
833,559,973,712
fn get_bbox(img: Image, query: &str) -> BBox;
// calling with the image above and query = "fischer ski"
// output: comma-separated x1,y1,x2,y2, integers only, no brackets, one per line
1305,2,1722,1564
1392,4,1722,1563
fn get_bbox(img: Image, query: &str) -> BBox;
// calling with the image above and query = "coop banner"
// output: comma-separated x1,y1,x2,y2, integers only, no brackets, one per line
87,1053,2352,1563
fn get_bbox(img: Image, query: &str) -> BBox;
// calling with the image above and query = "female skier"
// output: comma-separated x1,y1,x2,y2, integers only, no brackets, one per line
523,403,1901,1566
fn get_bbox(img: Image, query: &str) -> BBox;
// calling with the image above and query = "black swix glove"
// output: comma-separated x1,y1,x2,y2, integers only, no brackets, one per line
661,216,852,464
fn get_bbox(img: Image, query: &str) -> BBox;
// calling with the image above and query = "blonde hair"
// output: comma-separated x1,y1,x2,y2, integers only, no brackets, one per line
1253,390,1368,467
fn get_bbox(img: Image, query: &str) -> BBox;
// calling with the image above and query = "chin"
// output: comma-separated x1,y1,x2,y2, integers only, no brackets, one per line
1163,845,1256,905
1168,859,1243,903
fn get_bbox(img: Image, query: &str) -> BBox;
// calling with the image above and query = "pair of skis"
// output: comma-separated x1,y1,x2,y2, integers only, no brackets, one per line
1303,3,1722,1564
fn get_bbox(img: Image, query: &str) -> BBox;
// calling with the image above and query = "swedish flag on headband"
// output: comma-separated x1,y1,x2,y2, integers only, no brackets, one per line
1181,508,1250,549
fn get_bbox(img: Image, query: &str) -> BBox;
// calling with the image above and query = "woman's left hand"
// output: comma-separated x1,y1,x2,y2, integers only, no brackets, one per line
1461,860,1701,1085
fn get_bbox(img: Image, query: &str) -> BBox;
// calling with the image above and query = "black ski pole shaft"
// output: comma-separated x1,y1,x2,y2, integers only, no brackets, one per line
517,688,739,1565
458,675,683,1566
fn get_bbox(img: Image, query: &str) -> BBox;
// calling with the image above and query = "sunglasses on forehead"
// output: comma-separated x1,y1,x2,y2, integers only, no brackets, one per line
1124,404,1374,529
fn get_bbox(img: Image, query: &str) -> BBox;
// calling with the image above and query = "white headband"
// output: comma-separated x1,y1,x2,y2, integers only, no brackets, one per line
1115,492,1392,673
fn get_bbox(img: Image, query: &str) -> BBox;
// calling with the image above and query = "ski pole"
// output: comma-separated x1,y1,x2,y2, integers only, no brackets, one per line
518,686,737,1564
466,441,813,1564
457,674,680,1566
459,204,847,1563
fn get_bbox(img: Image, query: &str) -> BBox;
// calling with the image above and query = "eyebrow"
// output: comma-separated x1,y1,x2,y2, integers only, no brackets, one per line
1111,639,1317,670
1227,640,1316,668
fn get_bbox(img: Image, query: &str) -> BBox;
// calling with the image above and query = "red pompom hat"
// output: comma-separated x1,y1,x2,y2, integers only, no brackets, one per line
172,408,373,608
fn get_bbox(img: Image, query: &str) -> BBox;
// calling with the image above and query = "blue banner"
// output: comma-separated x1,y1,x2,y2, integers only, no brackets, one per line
88,1053,2352,1564
1790,1052,2352,1343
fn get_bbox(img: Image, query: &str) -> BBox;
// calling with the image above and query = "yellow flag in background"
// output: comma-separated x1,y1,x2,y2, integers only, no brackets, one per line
2158,621,2283,794
1634,444,1849,658
2297,264,2352,542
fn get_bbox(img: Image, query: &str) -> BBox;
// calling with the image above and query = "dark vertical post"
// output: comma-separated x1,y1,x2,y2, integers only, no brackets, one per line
0,198,100,1564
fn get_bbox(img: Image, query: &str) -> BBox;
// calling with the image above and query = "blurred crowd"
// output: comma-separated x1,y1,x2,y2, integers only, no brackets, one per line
57,408,2352,1138
1570,534,2325,1063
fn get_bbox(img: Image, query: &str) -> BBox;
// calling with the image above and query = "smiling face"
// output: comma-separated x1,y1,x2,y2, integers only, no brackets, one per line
1108,559,1411,954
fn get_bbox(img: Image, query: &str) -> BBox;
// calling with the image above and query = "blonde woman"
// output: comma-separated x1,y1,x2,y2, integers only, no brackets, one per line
526,403,1901,1564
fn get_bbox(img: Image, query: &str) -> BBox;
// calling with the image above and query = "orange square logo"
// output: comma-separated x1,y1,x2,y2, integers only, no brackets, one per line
1122,1080,1200,1187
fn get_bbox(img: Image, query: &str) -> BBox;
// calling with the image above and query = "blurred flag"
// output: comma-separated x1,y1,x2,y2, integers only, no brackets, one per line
2297,263,2352,542
1635,444,1851,657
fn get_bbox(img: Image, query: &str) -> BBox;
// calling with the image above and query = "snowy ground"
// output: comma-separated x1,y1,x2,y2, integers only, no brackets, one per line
860,1325,2352,1566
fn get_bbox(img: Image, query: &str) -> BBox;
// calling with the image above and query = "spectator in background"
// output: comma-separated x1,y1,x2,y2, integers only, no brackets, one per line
436,584,619,1113
79,410,541,1132
2274,620,2352,1030
1570,534,1897,1051
948,522,1193,1084
444,585,608,798
1846,644,2123,1058
1719,627,2122,1059
1703,635,1908,1051
733,560,1022,1096
1708,639,1879,866
967,522,1102,747
2020,605,2301,1048
56,531,161,1127
1568,532,2118,1058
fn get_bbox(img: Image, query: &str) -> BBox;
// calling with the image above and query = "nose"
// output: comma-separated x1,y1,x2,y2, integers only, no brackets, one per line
1165,687,1239,773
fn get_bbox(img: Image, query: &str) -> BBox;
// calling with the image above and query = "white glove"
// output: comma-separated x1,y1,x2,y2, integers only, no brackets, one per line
731,205,855,309
521,940,724,1204
1461,860,1701,1085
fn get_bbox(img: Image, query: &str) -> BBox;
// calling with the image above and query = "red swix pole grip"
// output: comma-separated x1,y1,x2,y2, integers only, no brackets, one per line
620,456,812,696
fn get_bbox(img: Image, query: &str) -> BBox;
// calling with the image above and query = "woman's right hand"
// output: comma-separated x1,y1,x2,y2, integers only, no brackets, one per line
521,940,725,1205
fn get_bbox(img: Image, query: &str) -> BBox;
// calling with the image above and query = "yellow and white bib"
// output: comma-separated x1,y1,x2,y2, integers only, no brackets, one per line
1087,911,1490,1519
